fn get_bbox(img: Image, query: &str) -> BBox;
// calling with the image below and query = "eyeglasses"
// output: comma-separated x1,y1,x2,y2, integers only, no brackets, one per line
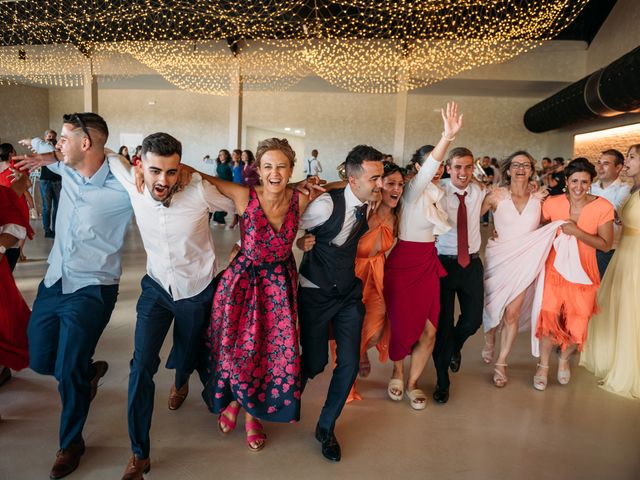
510,162,532,170
63,113,92,145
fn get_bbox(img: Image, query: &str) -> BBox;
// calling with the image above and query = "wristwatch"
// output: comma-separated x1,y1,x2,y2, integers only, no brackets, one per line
0,245,6,255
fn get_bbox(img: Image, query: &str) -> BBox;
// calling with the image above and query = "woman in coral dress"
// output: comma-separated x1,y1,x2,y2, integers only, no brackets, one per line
349,162,404,401
481,152,564,387
302,162,404,403
200,138,320,451
533,158,614,391
581,144,640,399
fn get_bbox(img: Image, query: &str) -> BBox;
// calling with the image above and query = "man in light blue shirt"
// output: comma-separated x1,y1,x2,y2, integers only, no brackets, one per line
17,113,133,479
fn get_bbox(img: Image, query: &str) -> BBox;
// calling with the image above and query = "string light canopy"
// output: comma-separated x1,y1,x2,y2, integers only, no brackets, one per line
0,0,591,94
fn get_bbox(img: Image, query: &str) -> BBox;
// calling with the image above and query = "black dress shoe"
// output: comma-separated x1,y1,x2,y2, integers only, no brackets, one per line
433,386,449,404
315,425,341,462
450,351,462,373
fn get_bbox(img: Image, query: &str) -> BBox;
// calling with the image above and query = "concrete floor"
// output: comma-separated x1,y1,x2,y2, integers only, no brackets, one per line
2,220,639,480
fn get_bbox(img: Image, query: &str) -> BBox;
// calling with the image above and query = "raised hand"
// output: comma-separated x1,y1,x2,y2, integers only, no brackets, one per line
441,101,463,139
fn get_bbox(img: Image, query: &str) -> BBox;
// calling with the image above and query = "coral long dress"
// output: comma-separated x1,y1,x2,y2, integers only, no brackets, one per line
581,192,640,398
343,222,394,402
203,187,301,422
0,186,32,370
535,195,614,351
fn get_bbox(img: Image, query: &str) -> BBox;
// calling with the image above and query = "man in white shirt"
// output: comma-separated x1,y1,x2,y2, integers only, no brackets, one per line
304,149,322,178
107,133,235,480
297,145,383,462
433,147,486,404
591,149,631,278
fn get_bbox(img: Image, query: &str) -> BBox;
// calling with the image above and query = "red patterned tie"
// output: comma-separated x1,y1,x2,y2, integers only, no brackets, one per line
455,192,470,268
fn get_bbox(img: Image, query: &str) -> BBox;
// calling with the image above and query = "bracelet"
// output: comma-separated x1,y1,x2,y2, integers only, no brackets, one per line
442,132,456,142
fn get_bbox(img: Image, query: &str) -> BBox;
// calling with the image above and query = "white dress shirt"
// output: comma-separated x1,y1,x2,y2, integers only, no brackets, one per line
304,157,322,176
436,181,485,256
591,177,631,249
398,155,450,242
108,156,235,300
298,184,365,287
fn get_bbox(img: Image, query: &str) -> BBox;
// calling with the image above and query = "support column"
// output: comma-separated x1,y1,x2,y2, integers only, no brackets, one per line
228,65,243,149
393,88,408,164
83,59,98,113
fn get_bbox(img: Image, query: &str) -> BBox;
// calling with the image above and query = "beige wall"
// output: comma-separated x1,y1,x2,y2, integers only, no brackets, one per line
587,0,640,72
0,85,50,152
42,86,572,180
48,88,230,168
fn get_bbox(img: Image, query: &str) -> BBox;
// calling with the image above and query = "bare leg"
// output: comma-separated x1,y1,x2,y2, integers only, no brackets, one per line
534,335,554,390
359,328,383,377
558,343,576,384
388,360,404,398
482,327,496,364
406,321,437,402
494,291,527,385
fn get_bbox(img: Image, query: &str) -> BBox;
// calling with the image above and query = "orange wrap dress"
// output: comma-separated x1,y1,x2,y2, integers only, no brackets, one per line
333,222,394,403
535,195,614,351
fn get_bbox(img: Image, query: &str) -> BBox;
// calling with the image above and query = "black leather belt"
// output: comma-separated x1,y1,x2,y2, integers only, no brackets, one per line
438,253,480,261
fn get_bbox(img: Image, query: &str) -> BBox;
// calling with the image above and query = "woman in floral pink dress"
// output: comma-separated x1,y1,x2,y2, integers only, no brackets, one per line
200,138,320,451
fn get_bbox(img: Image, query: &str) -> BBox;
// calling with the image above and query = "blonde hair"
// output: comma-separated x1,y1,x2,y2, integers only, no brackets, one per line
255,138,296,167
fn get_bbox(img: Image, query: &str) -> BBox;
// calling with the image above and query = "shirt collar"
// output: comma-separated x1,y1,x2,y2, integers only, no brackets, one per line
344,184,365,210
598,177,622,190
84,158,110,187
448,182,470,196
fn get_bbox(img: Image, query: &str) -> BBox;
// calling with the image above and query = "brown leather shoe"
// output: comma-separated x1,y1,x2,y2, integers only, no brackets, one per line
168,382,189,410
90,361,109,402
121,455,150,480
49,440,85,479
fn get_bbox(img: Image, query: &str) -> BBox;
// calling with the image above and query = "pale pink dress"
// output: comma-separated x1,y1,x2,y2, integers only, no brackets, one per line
482,188,564,351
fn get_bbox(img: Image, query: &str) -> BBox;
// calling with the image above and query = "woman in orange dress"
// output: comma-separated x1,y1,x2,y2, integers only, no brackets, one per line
308,162,405,402
348,162,404,401
533,158,614,391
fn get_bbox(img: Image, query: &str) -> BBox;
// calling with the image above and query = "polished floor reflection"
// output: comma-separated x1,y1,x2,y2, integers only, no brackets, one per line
2,221,639,480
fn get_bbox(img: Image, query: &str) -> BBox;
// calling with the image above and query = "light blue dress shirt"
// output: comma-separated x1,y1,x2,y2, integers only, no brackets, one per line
44,159,133,294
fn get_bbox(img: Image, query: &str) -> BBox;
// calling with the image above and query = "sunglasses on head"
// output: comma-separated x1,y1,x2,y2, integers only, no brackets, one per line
63,113,92,145
383,161,406,176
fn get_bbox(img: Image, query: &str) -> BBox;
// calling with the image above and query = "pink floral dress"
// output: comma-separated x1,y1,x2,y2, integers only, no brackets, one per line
203,186,301,422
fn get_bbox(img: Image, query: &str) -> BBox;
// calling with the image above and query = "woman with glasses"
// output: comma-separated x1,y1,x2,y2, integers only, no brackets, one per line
480,151,566,387
383,102,461,410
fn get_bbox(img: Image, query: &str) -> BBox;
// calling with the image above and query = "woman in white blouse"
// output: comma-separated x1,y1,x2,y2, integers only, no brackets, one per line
383,102,462,410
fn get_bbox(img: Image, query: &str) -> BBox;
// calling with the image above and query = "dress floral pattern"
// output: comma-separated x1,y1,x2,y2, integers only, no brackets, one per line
203,186,301,422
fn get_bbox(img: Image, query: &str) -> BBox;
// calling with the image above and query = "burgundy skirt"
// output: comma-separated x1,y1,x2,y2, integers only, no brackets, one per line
384,240,446,361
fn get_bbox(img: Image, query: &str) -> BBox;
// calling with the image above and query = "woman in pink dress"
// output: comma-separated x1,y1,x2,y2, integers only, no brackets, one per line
200,138,320,451
480,151,563,387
